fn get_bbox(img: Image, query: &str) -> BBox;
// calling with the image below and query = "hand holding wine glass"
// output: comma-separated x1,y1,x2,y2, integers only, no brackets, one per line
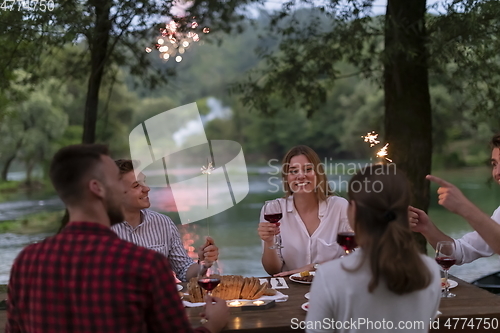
197,261,221,297
435,241,456,298
263,200,283,250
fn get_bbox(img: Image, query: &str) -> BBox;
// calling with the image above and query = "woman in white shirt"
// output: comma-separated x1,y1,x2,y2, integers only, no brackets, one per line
257,145,350,276
305,165,441,333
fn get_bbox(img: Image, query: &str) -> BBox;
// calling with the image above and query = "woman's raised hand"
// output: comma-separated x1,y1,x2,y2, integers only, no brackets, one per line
257,222,280,243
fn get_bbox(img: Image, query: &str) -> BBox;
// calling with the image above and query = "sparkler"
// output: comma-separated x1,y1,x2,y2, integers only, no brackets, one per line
362,131,380,147
145,16,210,62
362,131,392,162
376,143,392,162
201,159,214,235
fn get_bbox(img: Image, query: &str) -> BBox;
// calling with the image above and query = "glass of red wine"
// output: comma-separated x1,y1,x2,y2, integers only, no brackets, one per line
197,261,221,297
337,218,356,256
435,241,456,298
337,231,357,255
263,200,283,249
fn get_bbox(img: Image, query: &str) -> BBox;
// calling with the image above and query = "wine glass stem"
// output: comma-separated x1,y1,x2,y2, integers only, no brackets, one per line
444,270,449,297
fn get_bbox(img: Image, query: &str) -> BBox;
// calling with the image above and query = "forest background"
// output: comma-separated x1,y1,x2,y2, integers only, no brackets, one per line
1,0,500,231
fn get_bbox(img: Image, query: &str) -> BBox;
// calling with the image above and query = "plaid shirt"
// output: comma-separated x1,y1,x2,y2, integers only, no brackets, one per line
6,222,209,333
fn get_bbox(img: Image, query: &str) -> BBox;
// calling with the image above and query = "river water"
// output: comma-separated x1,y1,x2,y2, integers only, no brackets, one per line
1,166,499,284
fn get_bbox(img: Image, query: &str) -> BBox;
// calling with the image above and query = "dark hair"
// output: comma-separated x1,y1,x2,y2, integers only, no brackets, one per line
115,159,134,175
49,144,109,205
281,145,333,201
490,133,500,149
347,164,432,295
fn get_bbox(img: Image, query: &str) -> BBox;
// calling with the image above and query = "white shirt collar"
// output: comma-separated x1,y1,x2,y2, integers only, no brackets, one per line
285,195,328,218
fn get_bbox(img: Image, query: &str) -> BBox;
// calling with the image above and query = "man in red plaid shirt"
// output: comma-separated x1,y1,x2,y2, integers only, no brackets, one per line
6,144,229,333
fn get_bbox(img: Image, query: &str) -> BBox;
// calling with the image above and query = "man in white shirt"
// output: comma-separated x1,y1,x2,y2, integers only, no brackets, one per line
410,133,500,263
111,159,219,281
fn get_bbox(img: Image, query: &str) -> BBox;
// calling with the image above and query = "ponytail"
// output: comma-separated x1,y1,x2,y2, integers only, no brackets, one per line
347,165,432,295
367,217,431,294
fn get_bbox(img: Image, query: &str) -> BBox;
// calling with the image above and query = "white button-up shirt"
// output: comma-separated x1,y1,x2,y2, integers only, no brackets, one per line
454,205,500,264
260,195,350,271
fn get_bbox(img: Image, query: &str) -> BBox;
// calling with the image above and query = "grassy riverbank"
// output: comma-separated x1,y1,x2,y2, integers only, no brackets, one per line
0,210,64,234
0,179,55,202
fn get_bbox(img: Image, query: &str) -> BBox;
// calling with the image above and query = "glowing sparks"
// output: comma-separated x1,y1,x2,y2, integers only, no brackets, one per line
201,162,214,175
145,16,209,62
376,143,392,162
362,131,380,147
362,131,392,162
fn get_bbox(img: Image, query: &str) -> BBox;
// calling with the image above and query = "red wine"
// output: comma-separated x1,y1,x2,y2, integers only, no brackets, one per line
337,232,357,252
435,257,456,270
264,213,282,223
198,278,221,291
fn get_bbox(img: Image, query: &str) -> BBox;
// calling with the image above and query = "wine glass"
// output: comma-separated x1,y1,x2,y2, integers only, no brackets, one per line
263,200,283,249
197,261,221,297
337,218,357,256
435,241,456,298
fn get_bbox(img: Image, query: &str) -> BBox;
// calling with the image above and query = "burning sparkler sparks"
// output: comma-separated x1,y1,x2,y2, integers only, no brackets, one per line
145,16,209,62
376,143,392,162
201,161,214,176
362,131,380,147
362,131,392,162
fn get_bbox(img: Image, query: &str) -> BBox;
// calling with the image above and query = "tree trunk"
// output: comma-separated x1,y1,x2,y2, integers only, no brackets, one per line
1,153,16,181
384,0,432,253
25,159,35,186
82,0,112,144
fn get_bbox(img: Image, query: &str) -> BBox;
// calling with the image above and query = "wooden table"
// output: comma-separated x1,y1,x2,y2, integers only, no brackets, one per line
431,276,500,332
184,275,500,333
1,276,499,332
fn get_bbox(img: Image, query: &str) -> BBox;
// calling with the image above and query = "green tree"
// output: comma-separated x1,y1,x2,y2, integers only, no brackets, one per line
217,0,500,219
0,73,68,182
2,1,189,144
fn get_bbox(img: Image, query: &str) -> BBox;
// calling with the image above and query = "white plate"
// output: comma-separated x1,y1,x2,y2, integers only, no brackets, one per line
289,272,315,284
177,284,183,291
441,279,458,290
301,302,309,311
304,292,310,299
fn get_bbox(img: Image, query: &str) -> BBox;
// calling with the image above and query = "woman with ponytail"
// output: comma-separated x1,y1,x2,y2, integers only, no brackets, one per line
306,165,441,333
